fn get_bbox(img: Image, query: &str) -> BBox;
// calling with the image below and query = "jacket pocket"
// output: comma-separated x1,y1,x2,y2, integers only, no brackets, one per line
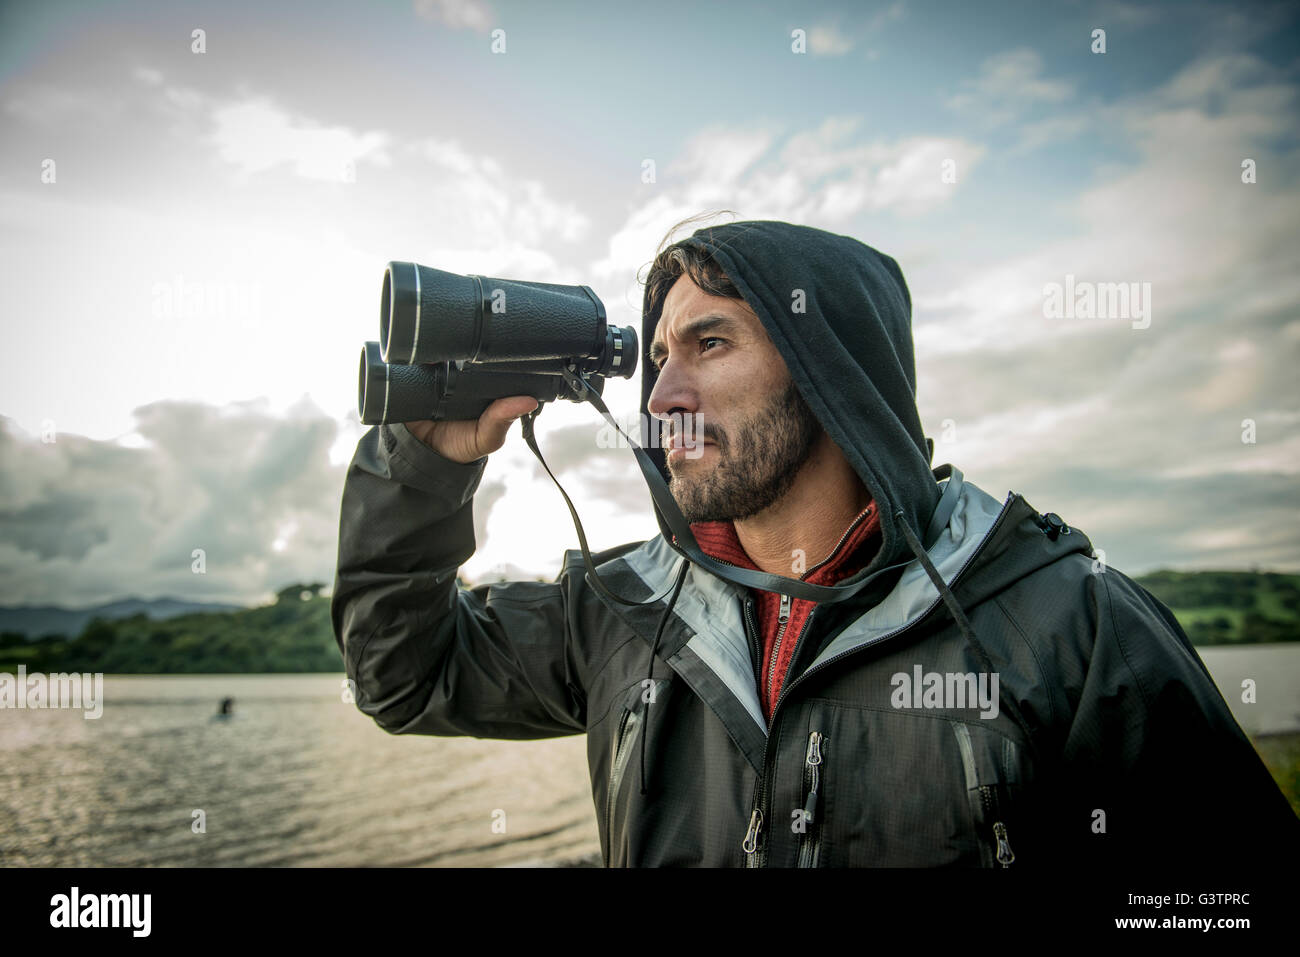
795,727,826,867
605,678,670,863
950,720,1019,868
793,700,829,867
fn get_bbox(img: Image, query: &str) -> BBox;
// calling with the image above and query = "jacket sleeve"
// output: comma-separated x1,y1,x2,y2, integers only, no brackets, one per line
330,421,590,739
1045,566,1299,868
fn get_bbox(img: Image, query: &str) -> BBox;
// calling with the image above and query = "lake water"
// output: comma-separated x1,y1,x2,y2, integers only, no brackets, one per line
0,674,599,867
1,644,1296,866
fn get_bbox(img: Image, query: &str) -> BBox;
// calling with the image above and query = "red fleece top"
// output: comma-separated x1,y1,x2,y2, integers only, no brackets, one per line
678,503,882,726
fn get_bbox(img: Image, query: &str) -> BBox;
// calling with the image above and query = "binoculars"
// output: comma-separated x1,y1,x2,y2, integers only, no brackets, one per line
357,262,638,424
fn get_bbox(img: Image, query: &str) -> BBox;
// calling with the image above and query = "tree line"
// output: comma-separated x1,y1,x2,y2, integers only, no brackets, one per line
0,572,1295,675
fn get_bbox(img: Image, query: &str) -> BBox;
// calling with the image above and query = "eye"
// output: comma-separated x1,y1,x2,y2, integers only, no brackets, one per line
652,337,726,371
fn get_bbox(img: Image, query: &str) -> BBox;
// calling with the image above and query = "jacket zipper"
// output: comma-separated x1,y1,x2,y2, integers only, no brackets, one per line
742,606,816,866
993,818,1015,867
797,504,873,580
740,515,864,866
796,730,824,867
764,593,792,714
605,705,639,859
980,785,1015,867
740,596,766,867
684,511,871,866
743,594,762,684
762,507,871,716
741,803,763,866
739,491,1016,866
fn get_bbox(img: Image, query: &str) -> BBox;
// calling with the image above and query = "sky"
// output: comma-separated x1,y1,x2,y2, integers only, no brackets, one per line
0,0,1297,608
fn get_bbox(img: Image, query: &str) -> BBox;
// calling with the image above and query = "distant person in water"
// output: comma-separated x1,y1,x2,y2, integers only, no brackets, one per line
216,697,235,718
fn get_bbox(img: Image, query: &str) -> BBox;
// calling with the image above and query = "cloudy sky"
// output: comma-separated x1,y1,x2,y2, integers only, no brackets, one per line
1,0,1297,608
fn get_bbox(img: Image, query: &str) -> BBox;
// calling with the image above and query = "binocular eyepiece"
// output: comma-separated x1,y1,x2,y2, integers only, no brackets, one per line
358,261,638,424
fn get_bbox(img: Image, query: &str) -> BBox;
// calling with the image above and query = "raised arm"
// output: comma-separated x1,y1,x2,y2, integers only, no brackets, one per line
330,411,592,739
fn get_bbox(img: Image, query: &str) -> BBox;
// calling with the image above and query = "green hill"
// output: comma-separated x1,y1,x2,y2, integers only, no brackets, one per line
1132,570,1299,646
0,583,338,674
0,571,1295,675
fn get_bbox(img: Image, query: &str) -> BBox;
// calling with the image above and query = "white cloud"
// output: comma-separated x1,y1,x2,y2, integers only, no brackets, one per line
413,0,494,32
808,0,905,56
132,67,164,87
1158,432,1300,480
416,138,590,249
866,1,907,31
589,117,982,295
947,48,1074,125
211,97,392,182
673,127,776,194
912,51,1300,571
808,26,853,57
1006,114,1091,155
0,401,346,607
1,69,594,450
2,83,126,126
918,53,1300,357
1085,0,1163,26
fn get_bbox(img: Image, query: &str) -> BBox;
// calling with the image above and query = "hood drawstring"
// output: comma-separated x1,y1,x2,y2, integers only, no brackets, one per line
893,508,1043,767
639,557,688,797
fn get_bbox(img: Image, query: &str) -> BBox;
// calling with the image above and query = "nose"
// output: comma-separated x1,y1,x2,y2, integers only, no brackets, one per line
647,353,700,423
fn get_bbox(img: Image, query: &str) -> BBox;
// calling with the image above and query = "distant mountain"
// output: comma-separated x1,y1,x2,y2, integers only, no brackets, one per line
0,597,246,641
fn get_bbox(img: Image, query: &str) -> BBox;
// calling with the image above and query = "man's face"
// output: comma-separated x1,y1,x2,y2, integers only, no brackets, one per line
647,274,823,523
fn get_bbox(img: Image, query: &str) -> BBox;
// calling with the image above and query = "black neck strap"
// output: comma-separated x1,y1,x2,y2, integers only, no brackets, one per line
516,367,964,608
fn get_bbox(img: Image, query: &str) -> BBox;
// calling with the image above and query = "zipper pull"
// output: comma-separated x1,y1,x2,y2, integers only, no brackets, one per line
802,731,822,823
742,807,764,855
993,821,1015,867
806,731,823,766
778,593,791,624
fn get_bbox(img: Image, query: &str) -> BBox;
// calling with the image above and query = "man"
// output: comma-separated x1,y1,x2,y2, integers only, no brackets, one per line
331,218,1297,867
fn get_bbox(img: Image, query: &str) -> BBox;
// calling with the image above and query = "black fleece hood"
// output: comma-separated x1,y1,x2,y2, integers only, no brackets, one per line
638,220,942,580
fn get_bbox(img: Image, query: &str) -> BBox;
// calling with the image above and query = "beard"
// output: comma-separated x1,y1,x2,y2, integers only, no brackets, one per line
667,375,823,524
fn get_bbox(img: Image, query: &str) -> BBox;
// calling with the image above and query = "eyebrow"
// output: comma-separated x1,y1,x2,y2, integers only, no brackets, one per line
649,315,742,364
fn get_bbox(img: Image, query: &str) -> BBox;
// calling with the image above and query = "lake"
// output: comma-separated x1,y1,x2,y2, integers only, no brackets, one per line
1,643,1295,866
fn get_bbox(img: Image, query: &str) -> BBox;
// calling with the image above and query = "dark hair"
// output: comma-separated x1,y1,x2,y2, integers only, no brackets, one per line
641,210,744,323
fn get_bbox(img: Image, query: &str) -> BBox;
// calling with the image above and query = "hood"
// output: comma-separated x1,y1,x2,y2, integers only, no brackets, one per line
638,220,942,581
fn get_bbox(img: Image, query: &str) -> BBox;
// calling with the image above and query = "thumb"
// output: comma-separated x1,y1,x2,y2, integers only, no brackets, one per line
496,395,540,421
479,396,540,446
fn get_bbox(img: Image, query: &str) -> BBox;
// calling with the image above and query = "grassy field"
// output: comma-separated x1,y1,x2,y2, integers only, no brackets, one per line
1134,570,1299,645
1253,732,1300,817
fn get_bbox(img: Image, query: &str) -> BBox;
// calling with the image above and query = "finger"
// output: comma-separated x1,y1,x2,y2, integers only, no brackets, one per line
491,396,540,421
470,397,535,453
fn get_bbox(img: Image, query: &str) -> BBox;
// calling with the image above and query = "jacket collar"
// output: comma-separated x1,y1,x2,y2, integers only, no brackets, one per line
616,477,1007,751
607,474,1096,778
683,503,881,584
